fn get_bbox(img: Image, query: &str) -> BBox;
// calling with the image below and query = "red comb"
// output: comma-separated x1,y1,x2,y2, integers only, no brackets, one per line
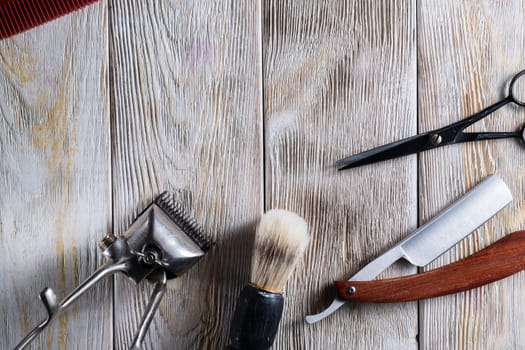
0,0,100,39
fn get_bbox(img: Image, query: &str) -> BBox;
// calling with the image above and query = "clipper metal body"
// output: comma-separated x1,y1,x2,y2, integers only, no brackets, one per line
14,192,213,350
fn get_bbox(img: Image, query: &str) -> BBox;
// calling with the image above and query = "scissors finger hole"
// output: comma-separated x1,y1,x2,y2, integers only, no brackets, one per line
509,69,525,106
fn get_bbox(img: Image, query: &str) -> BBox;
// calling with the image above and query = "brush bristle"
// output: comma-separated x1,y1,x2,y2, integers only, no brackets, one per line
250,209,309,293
155,191,213,252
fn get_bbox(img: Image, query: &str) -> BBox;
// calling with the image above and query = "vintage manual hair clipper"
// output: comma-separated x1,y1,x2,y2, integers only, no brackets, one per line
14,192,213,350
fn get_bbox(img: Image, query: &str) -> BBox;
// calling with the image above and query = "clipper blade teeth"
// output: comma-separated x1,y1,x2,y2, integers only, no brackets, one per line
155,191,214,252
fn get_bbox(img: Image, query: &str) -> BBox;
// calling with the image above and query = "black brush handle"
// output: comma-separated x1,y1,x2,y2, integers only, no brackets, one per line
226,285,284,350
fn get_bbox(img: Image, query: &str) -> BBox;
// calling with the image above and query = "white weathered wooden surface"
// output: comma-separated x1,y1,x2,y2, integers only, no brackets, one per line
109,0,262,349
0,2,111,349
263,0,417,349
418,1,525,349
1,0,524,349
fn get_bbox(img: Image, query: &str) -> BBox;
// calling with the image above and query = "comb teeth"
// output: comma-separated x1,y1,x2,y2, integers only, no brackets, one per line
155,191,213,252
0,0,100,39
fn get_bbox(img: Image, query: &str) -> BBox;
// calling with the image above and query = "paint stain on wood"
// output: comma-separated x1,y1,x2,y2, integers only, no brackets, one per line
0,41,38,87
26,54,77,349
54,211,68,348
12,278,30,336
31,59,76,174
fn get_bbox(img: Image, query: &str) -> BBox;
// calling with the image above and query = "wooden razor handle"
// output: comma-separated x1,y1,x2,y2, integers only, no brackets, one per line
335,230,525,303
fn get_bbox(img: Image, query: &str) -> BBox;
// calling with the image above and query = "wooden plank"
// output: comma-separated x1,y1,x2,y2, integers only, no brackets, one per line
0,3,111,349
263,1,417,348
108,0,262,348
418,1,525,349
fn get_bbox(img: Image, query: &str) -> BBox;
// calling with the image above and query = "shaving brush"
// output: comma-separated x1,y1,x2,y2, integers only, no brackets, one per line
227,209,309,350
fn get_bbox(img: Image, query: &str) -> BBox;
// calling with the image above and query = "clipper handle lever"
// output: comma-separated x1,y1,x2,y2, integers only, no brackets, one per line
14,260,131,350
13,236,168,350
131,270,168,350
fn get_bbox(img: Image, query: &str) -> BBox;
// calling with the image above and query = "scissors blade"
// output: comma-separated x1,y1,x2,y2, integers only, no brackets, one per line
337,133,435,170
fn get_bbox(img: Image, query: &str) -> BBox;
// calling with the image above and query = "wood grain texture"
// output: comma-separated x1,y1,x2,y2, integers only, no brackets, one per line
0,3,111,349
108,0,262,348
336,230,525,303
263,1,417,348
3,1,525,349
418,1,525,349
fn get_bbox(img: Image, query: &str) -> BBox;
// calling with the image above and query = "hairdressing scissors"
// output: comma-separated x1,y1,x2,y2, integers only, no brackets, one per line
337,70,525,171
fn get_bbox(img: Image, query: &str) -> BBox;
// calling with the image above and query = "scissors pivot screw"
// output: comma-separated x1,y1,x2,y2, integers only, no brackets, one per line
431,134,442,145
